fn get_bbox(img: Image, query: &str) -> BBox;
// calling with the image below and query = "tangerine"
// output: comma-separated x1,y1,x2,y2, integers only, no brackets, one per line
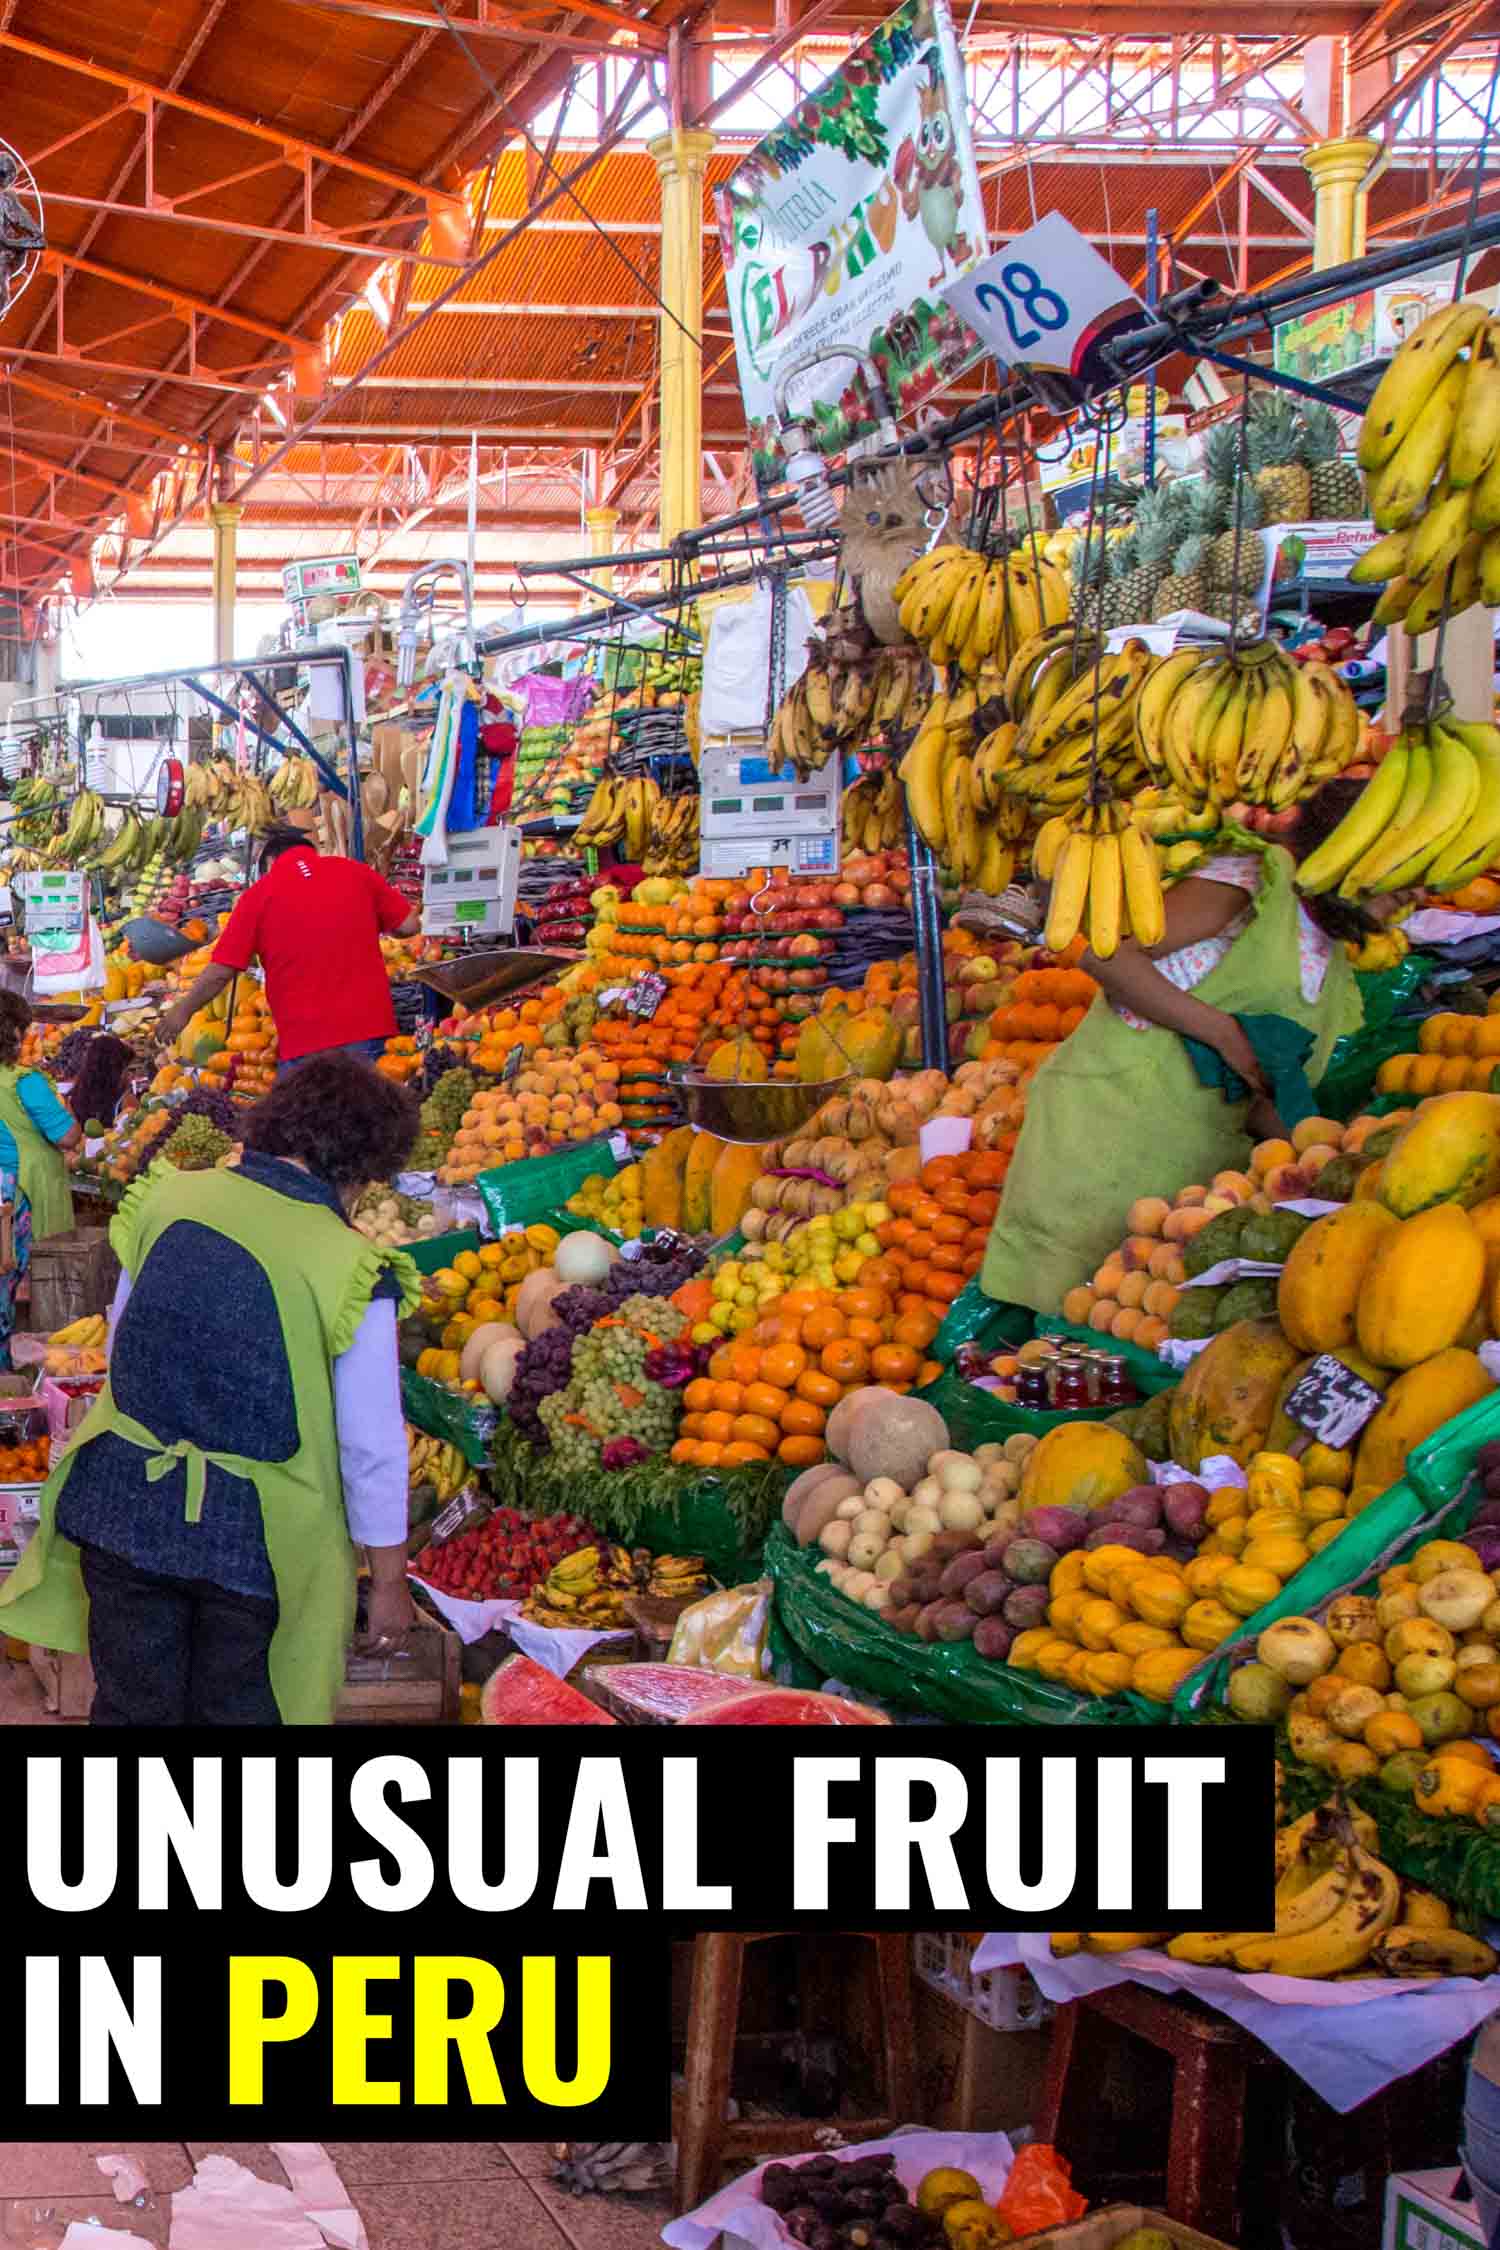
743,1381,792,1422
760,1343,809,1389
782,1398,827,1436
796,1368,842,1407
700,1411,736,1443
732,1412,782,1449
821,1338,871,1384
777,1434,827,1467
801,1307,848,1350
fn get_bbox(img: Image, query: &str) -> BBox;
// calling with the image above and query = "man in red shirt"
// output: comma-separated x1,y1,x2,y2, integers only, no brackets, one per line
160,830,420,1072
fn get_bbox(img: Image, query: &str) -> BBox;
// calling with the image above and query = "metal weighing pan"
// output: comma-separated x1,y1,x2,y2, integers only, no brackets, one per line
678,1071,853,1145
411,947,583,1013
121,917,199,966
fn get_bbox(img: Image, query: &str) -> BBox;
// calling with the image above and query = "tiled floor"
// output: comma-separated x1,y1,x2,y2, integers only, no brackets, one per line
0,2142,672,2250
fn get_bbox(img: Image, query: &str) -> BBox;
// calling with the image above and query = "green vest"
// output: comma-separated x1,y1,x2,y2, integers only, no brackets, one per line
981,841,1362,1316
0,1161,421,1724
0,1065,73,1240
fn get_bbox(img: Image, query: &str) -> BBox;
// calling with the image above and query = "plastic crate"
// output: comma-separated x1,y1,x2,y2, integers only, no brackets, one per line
910,1933,1050,2031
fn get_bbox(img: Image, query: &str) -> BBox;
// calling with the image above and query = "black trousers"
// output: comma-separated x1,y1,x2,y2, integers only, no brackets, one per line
79,1544,280,1726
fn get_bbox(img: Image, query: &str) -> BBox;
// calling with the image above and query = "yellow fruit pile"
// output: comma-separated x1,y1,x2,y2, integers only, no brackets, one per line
437,1050,625,1184
413,1231,558,1383
566,1164,645,1237
1011,1450,1351,1705
1379,997,1500,1096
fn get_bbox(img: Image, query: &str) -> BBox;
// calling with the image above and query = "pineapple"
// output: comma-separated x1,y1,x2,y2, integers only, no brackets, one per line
1209,482,1265,594
1114,485,1181,624
1248,393,1312,522
1071,529,1109,634
1302,401,1366,520
1157,532,1215,619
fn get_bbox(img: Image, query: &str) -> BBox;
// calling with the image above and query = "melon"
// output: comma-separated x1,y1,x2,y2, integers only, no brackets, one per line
781,1460,853,1529
479,1335,526,1403
459,1319,520,1384
840,1391,949,1491
553,1231,613,1288
826,1385,887,1463
515,1268,567,1339
678,1687,890,1725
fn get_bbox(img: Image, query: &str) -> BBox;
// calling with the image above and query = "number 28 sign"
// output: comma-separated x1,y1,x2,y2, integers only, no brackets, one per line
943,213,1154,400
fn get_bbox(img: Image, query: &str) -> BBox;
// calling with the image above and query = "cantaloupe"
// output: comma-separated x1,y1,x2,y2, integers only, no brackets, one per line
459,1319,521,1384
710,1143,763,1235
826,1385,885,1462
839,1390,949,1490
782,1461,850,1529
516,1268,567,1339
479,1334,526,1403
682,1131,727,1233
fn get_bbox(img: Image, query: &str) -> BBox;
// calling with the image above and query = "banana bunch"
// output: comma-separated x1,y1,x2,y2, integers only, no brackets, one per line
1165,1803,1402,1978
842,768,907,855
1355,299,1500,632
48,1313,107,1351
10,776,60,815
891,540,1070,674
406,1427,468,1506
998,637,1157,813
768,646,925,780
95,812,148,873
268,755,320,810
1297,713,1500,898
647,1553,709,1600
898,684,1020,890
180,759,278,832
55,790,105,862
1036,795,1165,960
642,793,699,877
523,1540,640,1627
1136,640,1360,812
575,771,660,857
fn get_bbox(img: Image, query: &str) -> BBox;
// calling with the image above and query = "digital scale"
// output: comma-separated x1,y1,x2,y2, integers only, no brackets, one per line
696,736,841,881
420,825,522,939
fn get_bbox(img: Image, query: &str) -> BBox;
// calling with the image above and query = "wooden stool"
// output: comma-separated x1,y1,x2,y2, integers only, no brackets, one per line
1037,1984,1272,2244
675,1932,918,2215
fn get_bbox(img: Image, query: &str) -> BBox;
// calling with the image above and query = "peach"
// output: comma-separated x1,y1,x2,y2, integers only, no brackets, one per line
1297,1143,1341,1178
1117,1272,1150,1309
1120,1234,1159,1271
1089,1300,1119,1332
1110,1306,1144,1341
1147,1241,1179,1278
1264,1163,1313,1200
1061,1287,1095,1325
1134,1315,1168,1350
1127,1196,1172,1237
1252,1138,1295,1177
1094,1258,1127,1296
1292,1116,1344,1155
1175,1184,1208,1206
1211,1170,1257,1202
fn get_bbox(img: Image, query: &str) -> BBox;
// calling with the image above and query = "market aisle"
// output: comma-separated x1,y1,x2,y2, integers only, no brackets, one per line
0,2142,673,2250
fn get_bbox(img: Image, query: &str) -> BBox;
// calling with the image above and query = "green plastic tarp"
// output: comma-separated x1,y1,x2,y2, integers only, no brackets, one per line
406,1227,482,1276
400,1367,498,1469
476,1138,624,1233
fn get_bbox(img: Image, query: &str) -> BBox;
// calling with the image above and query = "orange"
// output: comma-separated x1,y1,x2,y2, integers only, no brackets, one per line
841,1286,893,1323
846,1317,885,1349
732,1412,782,1450
796,1368,842,1408
932,1213,968,1244
910,1196,944,1230
696,1442,726,1467
927,1245,965,1274
821,1338,871,1384
779,1289,825,1318
721,1440,772,1465
670,1439,702,1464
707,1347,737,1382
885,1217,917,1247
700,1411,735,1443
857,1257,905,1295
893,1309,941,1349
679,1414,707,1439
870,1343,920,1384
710,1381,745,1414
743,1381,792,1422
726,1343,762,1386
905,1230,937,1262
782,1398,826,1437
924,1271,964,1304
683,1378,715,1413
760,1342,808,1389
801,1307,848,1350
777,1434,827,1467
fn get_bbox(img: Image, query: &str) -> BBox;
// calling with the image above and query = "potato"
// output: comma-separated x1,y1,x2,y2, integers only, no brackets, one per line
963,1570,1011,1618
973,1617,1015,1662
939,1551,989,1598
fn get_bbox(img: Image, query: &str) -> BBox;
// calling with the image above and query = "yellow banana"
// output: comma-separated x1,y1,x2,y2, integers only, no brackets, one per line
1119,819,1165,946
1044,827,1092,952
1359,297,1489,471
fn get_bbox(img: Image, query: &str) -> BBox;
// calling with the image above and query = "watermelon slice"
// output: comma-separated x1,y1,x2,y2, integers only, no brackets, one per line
678,1687,890,1726
591,1664,769,1724
479,1652,617,1725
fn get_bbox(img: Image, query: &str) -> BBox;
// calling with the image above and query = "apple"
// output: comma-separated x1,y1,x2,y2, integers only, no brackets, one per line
863,882,899,909
831,882,861,906
812,909,844,932
798,883,831,909
789,933,823,958
959,955,999,983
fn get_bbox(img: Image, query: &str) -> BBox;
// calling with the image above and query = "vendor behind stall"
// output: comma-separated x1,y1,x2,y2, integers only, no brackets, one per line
0,992,81,1360
977,791,1377,1317
0,1055,423,1725
158,827,421,1072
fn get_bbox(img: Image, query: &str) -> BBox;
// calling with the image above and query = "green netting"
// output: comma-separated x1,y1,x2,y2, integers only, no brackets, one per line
406,1227,482,1276
476,1139,623,1232
400,1367,497,1468
1172,1477,1430,1719
1036,1319,1181,1396
487,1420,781,1581
932,1282,1034,1362
766,1522,1143,1725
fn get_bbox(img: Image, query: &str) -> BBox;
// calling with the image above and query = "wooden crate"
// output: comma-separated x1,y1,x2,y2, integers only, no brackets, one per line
27,1228,119,1335
27,1608,461,1723
913,1976,1045,2134
1025,2205,1234,2250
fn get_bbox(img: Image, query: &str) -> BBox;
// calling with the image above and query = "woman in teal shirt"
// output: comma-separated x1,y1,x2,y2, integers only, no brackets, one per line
0,992,81,1362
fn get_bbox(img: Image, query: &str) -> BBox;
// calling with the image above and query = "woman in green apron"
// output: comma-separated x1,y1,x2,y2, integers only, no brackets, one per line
0,1054,423,1725
979,796,1369,1318
0,992,81,1363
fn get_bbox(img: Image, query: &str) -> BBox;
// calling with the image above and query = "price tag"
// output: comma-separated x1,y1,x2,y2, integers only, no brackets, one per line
624,972,669,1021
942,213,1152,399
500,1043,526,1080
1284,1353,1386,1450
429,1487,488,1545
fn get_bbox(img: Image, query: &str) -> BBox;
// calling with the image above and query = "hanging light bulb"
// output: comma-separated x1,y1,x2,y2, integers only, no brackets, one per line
780,416,839,530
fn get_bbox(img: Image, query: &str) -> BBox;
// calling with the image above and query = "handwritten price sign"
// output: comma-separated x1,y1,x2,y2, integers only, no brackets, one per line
943,213,1154,401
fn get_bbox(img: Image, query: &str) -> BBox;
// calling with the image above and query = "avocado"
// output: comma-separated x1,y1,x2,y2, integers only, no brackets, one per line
1182,1205,1252,1277
1239,1209,1311,1263
1213,1277,1280,1330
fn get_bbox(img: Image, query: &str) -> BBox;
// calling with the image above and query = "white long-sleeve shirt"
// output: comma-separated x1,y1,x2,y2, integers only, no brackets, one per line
108,1267,409,1551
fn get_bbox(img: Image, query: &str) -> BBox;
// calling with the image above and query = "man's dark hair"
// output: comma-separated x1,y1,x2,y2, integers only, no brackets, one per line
258,826,314,876
241,1055,418,1195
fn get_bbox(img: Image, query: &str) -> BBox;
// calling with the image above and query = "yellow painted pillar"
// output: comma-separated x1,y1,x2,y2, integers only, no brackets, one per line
649,127,715,547
209,500,242,667
1302,136,1382,271
586,503,621,595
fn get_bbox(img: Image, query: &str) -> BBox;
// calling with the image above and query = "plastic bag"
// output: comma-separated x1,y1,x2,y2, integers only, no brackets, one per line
477,1138,623,1233
994,2146,1087,2235
668,1580,773,1677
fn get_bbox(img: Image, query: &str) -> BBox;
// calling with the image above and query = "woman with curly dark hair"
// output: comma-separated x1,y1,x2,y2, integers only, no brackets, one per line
0,991,81,1362
0,1054,422,1726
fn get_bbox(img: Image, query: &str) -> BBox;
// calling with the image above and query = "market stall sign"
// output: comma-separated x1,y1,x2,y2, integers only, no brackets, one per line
282,555,361,605
943,213,1150,401
714,0,987,480
623,972,670,1021
1284,1353,1385,1450
1272,259,1497,387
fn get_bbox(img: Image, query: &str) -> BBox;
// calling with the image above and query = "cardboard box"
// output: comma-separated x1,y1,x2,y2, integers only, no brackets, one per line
913,1975,1045,2134
1385,2171,1486,2250
1024,2206,1234,2250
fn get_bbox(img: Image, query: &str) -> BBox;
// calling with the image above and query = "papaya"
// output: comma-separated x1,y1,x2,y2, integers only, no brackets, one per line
1350,1347,1493,1507
1355,1204,1486,1369
797,1010,854,1083
1169,1320,1303,1470
1277,1200,1399,1355
705,1037,766,1082
1472,1195,1500,1306
1018,1421,1147,1512
682,1130,727,1232
1265,1346,1389,1453
1377,1091,1500,1216
709,1142,763,1235
837,1007,902,1081
639,1124,693,1231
